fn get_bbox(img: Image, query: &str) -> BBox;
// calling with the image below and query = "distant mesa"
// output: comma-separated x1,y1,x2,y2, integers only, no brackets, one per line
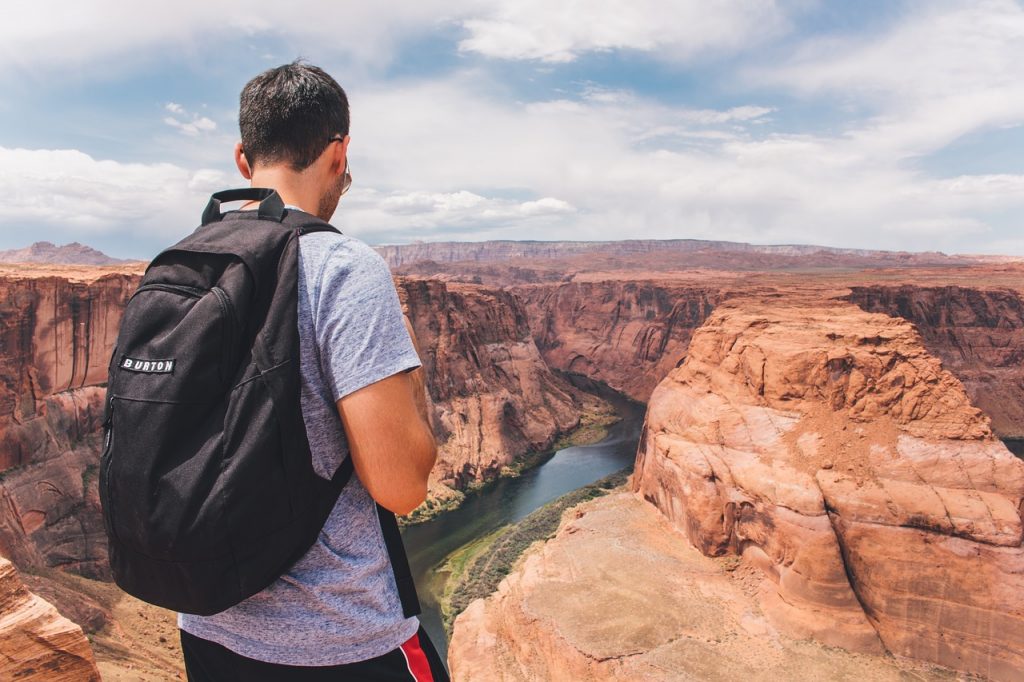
0,241,127,266
376,238,1019,280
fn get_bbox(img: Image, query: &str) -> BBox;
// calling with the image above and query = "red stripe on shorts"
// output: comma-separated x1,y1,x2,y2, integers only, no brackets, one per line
399,632,435,682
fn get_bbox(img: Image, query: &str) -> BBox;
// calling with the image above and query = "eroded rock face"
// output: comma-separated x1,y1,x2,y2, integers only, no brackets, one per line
633,292,1024,679
0,274,138,577
398,278,584,495
515,281,718,402
0,556,100,681
849,284,1024,438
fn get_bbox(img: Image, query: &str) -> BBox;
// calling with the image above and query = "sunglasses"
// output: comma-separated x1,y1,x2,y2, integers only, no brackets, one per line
327,136,352,196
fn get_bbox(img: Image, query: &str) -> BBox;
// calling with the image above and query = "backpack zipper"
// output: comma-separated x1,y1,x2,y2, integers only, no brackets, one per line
101,398,116,539
130,283,206,301
211,287,237,380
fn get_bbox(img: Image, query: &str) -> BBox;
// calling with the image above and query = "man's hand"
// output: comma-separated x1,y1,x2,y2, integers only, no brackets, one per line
335,315,436,516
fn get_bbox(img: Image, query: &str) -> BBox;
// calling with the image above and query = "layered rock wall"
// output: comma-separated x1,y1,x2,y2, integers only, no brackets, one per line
515,281,718,402
0,274,137,577
849,284,1024,438
398,278,584,495
0,556,100,681
633,292,1024,679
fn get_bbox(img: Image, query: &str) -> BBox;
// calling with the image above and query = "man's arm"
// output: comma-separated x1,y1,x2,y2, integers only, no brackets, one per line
336,315,436,515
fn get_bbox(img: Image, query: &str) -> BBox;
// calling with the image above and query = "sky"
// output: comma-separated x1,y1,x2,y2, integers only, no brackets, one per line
1,0,1023,258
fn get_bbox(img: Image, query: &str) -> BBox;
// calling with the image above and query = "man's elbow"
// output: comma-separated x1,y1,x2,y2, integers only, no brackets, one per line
381,481,429,517
376,436,436,516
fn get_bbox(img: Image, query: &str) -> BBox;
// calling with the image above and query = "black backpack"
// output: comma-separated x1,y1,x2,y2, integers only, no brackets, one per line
99,188,419,617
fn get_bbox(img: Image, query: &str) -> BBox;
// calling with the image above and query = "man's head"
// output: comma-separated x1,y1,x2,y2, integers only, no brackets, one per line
235,61,351,220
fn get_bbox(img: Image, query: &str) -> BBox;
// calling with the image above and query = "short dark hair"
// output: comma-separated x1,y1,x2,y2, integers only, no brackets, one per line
239,61,349,172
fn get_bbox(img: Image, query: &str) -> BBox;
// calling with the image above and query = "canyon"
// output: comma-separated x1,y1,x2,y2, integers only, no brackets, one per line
451,286,1024,680
0,261,603,677
397,277,606,516
0,242,1023,679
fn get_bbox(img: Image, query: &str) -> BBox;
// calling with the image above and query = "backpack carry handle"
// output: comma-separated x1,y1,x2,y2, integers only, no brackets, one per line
202,188,286,225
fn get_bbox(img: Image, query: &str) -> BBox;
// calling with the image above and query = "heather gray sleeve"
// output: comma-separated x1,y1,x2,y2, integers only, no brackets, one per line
314,240,422,402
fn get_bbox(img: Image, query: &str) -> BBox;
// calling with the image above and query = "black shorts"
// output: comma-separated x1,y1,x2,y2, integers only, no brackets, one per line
179,627,450,682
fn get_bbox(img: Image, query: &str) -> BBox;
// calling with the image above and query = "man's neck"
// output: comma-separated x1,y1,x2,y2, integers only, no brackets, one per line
247,168,321,217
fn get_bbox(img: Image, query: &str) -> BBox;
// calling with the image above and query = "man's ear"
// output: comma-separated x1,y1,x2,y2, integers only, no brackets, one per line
331,135,350,176
234,142,252,180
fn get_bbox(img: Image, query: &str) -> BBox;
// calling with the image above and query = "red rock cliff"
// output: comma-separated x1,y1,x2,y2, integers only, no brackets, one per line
398,278,586,500
848,284,1024,438
0,273,139,578
515,280,718,402
633,291,1024,679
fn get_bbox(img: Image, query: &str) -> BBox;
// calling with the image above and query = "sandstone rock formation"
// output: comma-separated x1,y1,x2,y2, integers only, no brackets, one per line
0,556,100,681
515,281,718,402
632,292,1024,679
398,278,587,498
0,273,139,577
449,493,953,681
849,284,1024,438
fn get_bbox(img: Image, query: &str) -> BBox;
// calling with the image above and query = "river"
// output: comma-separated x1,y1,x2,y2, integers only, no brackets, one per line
401,387,647,661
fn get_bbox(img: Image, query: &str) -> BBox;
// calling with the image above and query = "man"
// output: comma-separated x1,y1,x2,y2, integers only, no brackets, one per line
177,61,448,681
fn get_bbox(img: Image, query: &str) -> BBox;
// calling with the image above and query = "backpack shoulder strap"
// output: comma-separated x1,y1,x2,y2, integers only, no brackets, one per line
375,504,421,618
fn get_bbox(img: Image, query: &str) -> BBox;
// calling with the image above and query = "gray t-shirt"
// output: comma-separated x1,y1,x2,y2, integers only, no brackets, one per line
178,230,422,665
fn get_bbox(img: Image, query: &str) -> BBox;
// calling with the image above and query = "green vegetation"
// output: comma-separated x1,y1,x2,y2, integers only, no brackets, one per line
438,466,632,634
400,489,466,526
551,402,619,452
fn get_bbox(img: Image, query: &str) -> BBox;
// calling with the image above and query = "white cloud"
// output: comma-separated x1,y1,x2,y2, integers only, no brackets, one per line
0,0,799,73
333,68,1024,251
458,0,792,62
338,189,576,240
163,103,218,136
0,146,227,237
757,0,1024,158
0,1,481,72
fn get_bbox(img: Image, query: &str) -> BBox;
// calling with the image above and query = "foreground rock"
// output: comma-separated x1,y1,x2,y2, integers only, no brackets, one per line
0,556,100,681
633,292,1024,679
449,493,956,681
